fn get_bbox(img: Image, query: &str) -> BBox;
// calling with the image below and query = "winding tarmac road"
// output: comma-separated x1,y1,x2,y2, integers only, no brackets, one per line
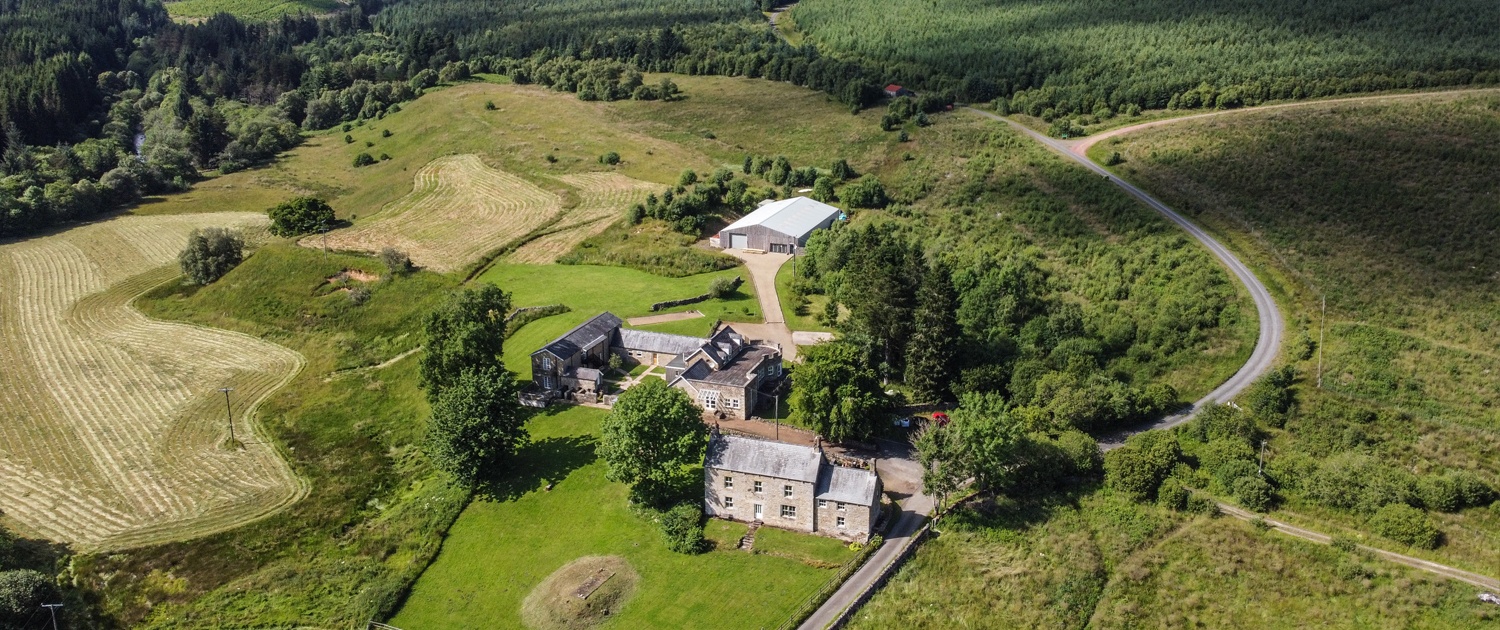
968,107,1284,449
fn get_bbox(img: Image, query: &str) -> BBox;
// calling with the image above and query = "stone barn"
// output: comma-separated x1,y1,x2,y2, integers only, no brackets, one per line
715,197,841,254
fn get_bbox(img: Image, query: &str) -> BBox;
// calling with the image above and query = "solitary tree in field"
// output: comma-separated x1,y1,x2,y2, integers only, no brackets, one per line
267,196,334,237
178,227,244,285
425,368,527,485
598,378,705,508
420,284,512,401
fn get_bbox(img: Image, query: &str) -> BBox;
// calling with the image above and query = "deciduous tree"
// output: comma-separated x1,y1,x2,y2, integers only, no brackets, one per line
419,284,511,399
425,368,526,485
267,196,334,237
178,227,243,285
789,340,885,442
598,379,706,508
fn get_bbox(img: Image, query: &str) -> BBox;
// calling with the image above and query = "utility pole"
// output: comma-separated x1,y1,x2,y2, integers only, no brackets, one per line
218,387,235,444
1316,295,1326,389
43,603,62,630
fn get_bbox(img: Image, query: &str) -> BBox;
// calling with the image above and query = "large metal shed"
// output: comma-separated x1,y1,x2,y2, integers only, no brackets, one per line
716,197,841,253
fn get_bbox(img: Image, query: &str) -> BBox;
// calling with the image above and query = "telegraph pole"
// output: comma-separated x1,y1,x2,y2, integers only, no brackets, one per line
43,603,62,630
218,387,235,444
1316,295,1326,389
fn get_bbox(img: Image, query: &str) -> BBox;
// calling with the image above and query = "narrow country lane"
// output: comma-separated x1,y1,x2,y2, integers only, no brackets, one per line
967,107,1285,449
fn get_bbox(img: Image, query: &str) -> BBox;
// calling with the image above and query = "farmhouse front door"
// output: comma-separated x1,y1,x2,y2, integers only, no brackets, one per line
753,503,763,521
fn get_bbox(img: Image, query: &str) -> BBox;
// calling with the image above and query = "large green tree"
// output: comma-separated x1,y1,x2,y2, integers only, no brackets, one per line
419,284,511,400
789,340,886,442
424,368,527,485
836,225,919,377
598,379,706,508
1103,430,1181,502
267,196,335,237
178,227,243,285
904,259,959,402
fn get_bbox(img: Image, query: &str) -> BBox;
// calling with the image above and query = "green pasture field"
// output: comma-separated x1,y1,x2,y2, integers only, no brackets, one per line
389,405,846,629
165,0,340,20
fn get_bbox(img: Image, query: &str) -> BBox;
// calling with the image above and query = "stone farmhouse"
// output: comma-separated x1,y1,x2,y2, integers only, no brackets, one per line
528,312,783,419
712,196,841,254
704,432,882,542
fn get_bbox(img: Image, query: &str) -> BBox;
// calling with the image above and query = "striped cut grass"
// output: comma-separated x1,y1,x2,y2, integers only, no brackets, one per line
0,213,304,550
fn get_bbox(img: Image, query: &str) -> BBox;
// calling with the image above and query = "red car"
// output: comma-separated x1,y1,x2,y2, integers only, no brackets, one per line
931,412,950,427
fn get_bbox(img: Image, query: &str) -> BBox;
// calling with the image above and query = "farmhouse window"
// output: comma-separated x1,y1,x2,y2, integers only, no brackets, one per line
541,356,553,370
724,476,733,489
837,516,846,528
783,484,793,498
837,502,846,512
701,390,719,410
725,397,741,410
724,496,734,508
753,480,763,493
780,505,796,519
818,500,827,509
542,375,554,390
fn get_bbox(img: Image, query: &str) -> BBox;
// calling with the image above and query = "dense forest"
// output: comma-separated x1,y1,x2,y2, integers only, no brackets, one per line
791,0,1500,117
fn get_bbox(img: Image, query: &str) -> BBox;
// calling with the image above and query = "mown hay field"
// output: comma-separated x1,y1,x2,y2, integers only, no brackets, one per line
316,155,655,271
0,213,304,550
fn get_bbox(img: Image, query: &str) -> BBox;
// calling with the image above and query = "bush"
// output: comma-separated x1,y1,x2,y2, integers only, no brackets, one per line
599,151,621,165
1421,471,1495,512
484,100,497,110
707,276,738,299
1104,430,1180,502
1233,475,1274,512
1368,503,1440,549
353,152,376,167
178,227,244,285
1157,478,1188,511
344,134,354,144
380,247,413,274
841,175,888,208
1306,451,1418,513
660,503,706,554
0,569,56,623
1185,493,1218,515
348,286,371,305
382,129,392,138
678,169,698,186
268,197,335,237
1330,535,1358,553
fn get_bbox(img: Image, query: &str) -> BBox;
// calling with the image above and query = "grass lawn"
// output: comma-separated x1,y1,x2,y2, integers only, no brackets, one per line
752,526,856,569
486,263,760,381
389,405,843,629
775,257,834,333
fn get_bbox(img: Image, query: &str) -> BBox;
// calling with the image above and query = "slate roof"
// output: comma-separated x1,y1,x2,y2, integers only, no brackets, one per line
574,367,603,383
533,312,623,360
815,465,881,505
618,328,705,356
705,435,822,483
720,197,840,240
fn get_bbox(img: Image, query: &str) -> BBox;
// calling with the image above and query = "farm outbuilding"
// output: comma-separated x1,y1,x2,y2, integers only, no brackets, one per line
715,197,841,254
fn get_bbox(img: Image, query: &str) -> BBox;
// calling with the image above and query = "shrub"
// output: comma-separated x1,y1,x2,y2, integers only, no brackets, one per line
382,129,392,138
0,570,57,622
842,175,888,208
1420,470,1495,512
379,247,413,275
353,152,376,167
1104,430,1180,502
678,169,698,186
1233,475,1274,512
484,100,497,110
1306,451,1418,513
1185,493,1218,515
707,276,738,299
348,286,371,305
380,153,391,161
178,227,244,285
343,134,354,144
1157,478,1188,511
660,503,706,554
1105,151,1125,166
268,197,335,237
1368,503,1440,549
599,151,621,165
1330,535,1358,553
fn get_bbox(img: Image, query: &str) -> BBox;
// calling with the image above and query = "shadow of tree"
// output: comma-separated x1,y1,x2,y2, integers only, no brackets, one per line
475,434,599,503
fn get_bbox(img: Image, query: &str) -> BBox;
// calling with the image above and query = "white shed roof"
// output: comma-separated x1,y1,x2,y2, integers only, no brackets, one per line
720,197,840,240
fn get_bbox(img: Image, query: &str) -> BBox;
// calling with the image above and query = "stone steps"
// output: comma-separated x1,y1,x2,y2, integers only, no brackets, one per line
739,520,762,551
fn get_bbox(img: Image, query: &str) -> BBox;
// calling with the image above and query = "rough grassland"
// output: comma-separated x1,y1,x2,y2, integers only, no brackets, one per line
390,406,844,630
850,492,1499,629
0,213,303,550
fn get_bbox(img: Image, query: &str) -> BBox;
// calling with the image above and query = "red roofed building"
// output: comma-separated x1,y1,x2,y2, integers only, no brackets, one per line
883,84,914,98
